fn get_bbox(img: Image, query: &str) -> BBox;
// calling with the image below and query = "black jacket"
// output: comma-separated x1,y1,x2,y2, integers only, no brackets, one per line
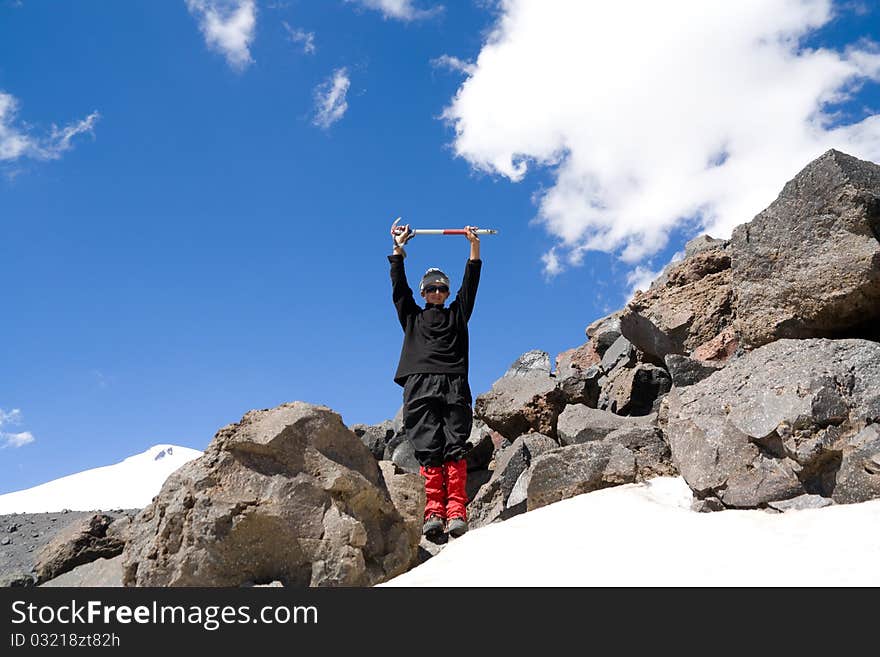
388,254,482,386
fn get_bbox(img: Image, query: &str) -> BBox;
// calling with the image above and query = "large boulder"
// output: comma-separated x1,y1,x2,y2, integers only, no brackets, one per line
619,244,733,361
731,149,880,348
525,425,675,511
474,350,566,440
666,338,880,509
33,514,125,584
122,402,419,587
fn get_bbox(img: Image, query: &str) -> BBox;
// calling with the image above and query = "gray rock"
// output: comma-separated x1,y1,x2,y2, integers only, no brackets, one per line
834,424,880,504
391,438,420,474
685,234,728,258
600,335,636,371
597,363,671,416
465,419,496,470
474,350,566,440
378,461,424,547
33,514,125,584
468,433,557,528
767,495,834,512
122,401,418,587
526,442,618,511
731,150,880,348
0,570,35,587
40,556,124,587
350,420,395,461
556,404,657,446
556,364,602,408
585,313,623,356
666,338,880,509
619,248,732,361
664,354,723,387
525,424,675,512
506,469,531,509
603,426,677,479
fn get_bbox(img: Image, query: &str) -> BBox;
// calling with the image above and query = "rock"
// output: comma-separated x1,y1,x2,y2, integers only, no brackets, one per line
597,363,671,416
378,462,424,550
685,234,727,258
691,326,740,363
664,354,723,387
350,420,395,461
666,338,880,509
465,420,496,471
767,495,834,512
602,426,677,480
833,424,880,504
390,439,420,475
0,570,35,587
600,335,636,371
526,442,619,510
474,350,566,440
556,364,602,408
526,424,675,511
585,312,623,356
33,514,125,584
0,537,10,546
556,341,601,376
556,404,657,446
620,251,733,362
731,150,880,348
40,556,124,587
122,401,418,587
468,433,557,528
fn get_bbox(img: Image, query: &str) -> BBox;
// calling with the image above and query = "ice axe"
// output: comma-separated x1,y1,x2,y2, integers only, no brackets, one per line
391,217,499,237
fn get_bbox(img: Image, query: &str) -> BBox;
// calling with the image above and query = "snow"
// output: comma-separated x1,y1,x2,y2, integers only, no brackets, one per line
4,446,879,585
381,477,880,586
0,444,203,514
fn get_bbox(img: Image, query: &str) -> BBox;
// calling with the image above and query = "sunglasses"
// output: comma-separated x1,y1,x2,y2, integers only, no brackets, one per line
424,285,449,294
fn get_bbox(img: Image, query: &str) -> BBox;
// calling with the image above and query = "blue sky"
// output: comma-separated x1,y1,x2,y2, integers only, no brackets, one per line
2,0,880,494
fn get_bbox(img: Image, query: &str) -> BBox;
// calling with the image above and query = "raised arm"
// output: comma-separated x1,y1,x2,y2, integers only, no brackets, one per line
455,225,482,321
389,220,419,328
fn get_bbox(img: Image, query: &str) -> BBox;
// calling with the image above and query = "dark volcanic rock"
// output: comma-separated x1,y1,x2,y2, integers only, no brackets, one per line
731,150,880,348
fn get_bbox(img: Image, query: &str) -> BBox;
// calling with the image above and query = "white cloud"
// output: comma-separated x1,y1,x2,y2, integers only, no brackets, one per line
313,68,351,129
1,431,34,449
431,54,476,75
344,0,442,21
283,21,315,54
441,1,880,277
186,0,257,71
0,408,22,427
0,408,33,449
0,92,99,163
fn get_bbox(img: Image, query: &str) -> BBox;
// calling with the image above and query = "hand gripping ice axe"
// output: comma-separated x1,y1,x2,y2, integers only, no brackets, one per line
391,217,498,256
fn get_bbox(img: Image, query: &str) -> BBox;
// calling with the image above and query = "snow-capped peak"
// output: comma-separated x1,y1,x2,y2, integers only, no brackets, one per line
0,444,203,514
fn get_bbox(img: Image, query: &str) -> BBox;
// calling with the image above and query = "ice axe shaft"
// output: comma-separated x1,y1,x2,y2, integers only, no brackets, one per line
391,217,498,236
411,228,498,235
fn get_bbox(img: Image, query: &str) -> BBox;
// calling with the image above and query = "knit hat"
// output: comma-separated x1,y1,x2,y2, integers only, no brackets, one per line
420,267,450,293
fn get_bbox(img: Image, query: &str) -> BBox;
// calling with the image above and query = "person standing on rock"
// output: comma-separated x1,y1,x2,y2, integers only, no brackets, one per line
388,220,482,539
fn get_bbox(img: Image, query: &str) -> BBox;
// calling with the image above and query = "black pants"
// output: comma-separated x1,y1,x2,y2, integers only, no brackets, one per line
403,373,473,468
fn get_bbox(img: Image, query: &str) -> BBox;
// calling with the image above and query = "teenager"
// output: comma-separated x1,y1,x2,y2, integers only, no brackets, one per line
388,221,482,538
